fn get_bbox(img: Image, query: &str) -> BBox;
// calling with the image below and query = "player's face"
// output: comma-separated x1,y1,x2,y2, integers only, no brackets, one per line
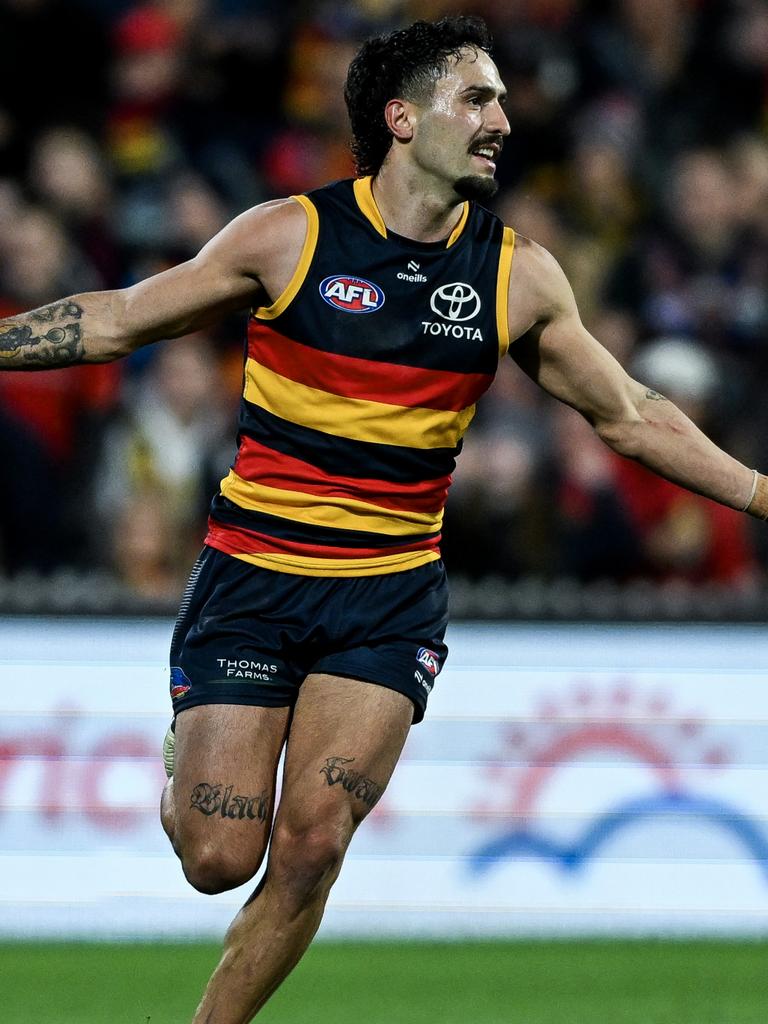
410,48,510,201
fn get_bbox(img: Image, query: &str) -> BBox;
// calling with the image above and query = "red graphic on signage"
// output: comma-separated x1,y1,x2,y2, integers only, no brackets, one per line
0,704,167,833
471,678,731,825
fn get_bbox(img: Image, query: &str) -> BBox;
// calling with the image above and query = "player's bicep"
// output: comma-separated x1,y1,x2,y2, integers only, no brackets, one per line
118,250,260,348
112,198,307,354
116,217,268,349
512,315,641,427
507,239,642,428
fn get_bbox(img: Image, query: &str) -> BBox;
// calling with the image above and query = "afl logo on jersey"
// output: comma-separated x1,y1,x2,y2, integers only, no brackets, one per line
320,275,385,314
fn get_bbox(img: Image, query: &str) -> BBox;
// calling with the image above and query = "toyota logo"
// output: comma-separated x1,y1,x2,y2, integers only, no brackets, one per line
429,282,481,322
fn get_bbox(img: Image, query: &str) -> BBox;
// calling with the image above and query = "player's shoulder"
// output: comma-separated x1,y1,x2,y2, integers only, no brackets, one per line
508,232,573,315
510,232,560,275
229,196,310,239
202,196,311,277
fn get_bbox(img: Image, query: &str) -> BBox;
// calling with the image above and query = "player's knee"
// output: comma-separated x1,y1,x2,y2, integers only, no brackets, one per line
181,842,261,895
160,781,176,844
269,819,350,902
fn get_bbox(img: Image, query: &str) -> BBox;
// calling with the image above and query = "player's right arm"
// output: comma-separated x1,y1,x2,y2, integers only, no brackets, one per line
506,235,764,515
0,198,308,370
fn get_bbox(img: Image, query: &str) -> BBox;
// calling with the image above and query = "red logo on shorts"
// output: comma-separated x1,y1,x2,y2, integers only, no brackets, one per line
170,666,191,700
416,647,440,676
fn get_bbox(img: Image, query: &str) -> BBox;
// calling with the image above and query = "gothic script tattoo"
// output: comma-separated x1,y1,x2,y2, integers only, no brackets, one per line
190,781,269,822
0,301,84,368
645,388,667,401
319,756,383,810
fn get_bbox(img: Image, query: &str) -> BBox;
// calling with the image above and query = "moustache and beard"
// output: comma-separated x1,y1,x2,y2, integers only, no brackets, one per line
453,134,504,201
453,175,500,202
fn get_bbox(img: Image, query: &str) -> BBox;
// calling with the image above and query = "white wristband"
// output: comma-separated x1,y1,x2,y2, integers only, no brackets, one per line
741,469,759,512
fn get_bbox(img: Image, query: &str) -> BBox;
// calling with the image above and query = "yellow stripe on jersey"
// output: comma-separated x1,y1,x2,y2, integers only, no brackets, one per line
255,195,320,320
353,177,387,238
353,176,469,248
496,226,516,358
446,202,470,247
221,470,445,535
244,358,477,449
231,549,440,577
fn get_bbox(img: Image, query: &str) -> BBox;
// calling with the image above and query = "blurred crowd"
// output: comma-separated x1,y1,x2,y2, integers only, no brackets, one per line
1,0,767,606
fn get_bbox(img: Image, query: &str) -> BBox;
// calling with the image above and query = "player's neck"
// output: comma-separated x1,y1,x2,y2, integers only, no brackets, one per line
371,165,465,243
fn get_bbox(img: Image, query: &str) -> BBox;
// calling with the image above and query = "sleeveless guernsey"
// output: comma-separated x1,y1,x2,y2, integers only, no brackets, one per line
205,176,515,576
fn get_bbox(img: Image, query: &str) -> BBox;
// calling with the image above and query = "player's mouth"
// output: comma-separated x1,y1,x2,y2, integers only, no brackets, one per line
469,140,502,173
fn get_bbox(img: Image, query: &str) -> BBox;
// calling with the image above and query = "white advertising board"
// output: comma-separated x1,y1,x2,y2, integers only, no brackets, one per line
1,619,767,938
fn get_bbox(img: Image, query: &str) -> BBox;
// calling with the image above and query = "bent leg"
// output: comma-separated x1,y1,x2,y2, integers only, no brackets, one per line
192,673,413,1023
161,703,291,894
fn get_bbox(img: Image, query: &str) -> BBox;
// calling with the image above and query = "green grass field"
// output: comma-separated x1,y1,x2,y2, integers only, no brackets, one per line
1,940,766,1024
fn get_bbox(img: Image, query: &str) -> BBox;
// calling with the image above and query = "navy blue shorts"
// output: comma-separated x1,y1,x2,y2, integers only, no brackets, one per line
169,547,449,724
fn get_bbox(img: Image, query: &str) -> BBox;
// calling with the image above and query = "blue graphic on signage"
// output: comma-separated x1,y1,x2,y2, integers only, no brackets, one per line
470,792,768,882
466,683,768,885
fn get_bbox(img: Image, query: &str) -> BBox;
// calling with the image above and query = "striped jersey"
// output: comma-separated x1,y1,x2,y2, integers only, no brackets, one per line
206,175,515,576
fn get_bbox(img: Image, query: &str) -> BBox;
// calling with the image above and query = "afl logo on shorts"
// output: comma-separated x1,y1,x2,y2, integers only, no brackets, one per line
416,647,441,676
320,275,385,313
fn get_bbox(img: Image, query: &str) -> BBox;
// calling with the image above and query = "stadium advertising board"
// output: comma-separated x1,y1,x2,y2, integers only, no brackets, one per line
1,620,767,938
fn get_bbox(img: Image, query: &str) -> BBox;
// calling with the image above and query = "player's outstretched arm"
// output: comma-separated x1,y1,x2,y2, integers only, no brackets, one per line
0,198,307,370
507,236,764,516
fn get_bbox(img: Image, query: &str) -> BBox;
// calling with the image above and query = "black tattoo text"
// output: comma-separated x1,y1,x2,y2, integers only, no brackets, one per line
190,781,269,822
319,756,383,810
0,302,84,368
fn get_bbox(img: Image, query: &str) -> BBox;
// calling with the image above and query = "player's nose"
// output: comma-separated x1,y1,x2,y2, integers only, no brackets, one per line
486,100,510,137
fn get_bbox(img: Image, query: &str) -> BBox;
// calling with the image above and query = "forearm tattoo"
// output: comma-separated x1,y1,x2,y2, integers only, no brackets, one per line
319,755,383,810
645,388,667,401
190,781,269,822
0,301,85,369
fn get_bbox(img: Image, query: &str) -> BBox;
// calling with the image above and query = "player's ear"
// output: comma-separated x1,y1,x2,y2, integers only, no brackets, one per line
384,98,415,141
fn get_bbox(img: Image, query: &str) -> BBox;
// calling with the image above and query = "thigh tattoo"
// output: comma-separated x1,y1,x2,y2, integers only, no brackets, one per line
319,756,383,810
190,781,269,822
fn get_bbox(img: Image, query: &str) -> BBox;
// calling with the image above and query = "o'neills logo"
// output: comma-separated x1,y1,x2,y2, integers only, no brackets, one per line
320,275,385,313
398,259,427,283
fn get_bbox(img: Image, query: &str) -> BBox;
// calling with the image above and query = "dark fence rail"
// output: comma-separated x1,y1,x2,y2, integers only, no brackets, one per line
0,571,766,622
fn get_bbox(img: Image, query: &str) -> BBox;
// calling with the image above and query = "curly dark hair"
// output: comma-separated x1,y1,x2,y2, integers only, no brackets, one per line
344,15,494,177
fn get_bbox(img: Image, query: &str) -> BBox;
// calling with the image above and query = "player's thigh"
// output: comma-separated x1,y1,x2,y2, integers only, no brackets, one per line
272,673,412,852
173,702,291,863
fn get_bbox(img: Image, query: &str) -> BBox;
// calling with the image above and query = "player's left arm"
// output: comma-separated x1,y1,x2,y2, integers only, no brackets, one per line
506,235,765,516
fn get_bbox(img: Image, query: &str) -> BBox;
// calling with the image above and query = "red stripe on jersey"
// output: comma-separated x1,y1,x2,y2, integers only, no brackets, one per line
233,437,451,514
205,519,441,559
247,320,493,412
